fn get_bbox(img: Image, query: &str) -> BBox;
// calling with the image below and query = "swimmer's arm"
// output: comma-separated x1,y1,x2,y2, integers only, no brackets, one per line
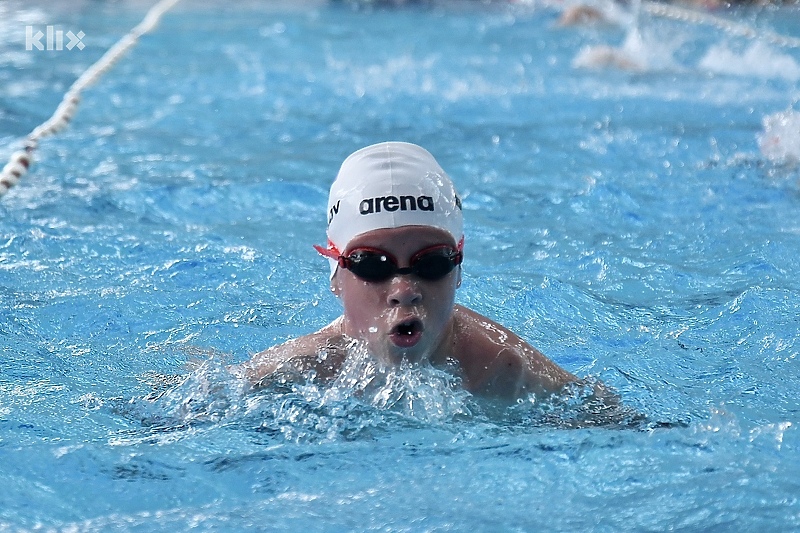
485,332,620,406
455,305,610,400
234,319,346,388
453,306,568,397
478,342,577,399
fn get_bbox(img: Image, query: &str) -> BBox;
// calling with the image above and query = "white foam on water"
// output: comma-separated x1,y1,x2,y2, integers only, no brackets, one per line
698,40,800,81
320,340,472,425
572,28,680,73
758,108,800,164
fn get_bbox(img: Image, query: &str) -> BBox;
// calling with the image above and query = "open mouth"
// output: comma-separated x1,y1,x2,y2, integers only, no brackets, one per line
389,318,424,348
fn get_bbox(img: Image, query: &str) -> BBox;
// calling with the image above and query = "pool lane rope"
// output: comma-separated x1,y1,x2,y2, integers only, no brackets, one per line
641,1,800,49
3,0,798,199
0,0,183,198
543,0,800,48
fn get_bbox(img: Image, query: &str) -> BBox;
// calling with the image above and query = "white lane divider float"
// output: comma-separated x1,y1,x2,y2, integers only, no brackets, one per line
0,0,183,198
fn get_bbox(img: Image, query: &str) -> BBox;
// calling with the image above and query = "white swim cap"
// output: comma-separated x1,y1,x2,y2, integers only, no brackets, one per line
317,142,463,277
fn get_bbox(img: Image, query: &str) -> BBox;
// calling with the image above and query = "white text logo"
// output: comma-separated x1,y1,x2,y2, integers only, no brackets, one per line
25,26,85,51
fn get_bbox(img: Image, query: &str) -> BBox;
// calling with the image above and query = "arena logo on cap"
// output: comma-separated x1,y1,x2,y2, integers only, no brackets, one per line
359,195,434,215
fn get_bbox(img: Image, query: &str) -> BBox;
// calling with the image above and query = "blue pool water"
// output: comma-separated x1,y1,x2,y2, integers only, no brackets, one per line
2,0,800,530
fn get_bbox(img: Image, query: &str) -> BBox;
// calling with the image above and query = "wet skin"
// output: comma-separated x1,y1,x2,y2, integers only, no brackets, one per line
331,225,461,366
242,226,591,400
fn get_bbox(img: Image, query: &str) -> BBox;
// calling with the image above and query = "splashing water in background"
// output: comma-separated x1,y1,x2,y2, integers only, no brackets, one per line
759,108,800,164
700,41,800,82
565,0,800,169
571,28,664,72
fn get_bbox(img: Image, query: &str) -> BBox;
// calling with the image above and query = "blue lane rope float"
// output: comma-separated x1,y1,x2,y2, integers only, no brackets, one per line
0,0,183,198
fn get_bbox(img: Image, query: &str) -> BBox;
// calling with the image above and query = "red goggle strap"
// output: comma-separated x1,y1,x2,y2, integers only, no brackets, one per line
314,236,464,265
313,241,351,269
313,241,341,259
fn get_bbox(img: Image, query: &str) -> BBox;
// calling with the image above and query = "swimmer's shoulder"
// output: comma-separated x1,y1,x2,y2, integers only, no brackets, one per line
241,317,348,387
450,305,577,398
448,305,525,395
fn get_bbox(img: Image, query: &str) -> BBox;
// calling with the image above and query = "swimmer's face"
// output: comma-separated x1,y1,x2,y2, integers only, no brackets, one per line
332,226,461,365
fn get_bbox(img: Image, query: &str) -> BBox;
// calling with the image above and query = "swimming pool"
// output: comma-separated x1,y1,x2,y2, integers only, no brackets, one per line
1,0,799,530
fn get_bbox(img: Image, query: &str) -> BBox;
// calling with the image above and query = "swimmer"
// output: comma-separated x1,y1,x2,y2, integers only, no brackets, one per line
572,44,646,72
239,142,604,401
557,4,608,27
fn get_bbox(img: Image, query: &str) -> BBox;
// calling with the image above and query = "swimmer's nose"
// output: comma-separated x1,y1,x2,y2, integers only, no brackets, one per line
387,276,422,307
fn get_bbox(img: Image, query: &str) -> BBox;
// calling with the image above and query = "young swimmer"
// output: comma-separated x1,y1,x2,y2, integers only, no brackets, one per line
241,141,585,400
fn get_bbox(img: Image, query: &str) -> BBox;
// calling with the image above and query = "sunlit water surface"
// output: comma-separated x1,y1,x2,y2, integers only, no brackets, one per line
1,0,800,530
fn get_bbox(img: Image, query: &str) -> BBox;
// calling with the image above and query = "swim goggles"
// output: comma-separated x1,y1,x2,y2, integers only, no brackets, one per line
314,242,463,282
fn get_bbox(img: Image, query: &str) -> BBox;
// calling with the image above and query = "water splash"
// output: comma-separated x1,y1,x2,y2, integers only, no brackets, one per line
321,340,472,424
758,108,800,165
501,377,649,430
698,41,800,81
572,25,679,73
126,356,249,430
124,341,473,444
123,341,647,445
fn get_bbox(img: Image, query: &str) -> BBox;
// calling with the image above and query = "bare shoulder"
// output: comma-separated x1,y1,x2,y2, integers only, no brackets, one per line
451,305,578,398
237,318,348,388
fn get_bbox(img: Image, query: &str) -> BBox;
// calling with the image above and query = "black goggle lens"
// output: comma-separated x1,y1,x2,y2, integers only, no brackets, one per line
341,247,462,282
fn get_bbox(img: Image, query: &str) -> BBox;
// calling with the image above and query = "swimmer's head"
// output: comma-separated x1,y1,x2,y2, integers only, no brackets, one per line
316,142,464,277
